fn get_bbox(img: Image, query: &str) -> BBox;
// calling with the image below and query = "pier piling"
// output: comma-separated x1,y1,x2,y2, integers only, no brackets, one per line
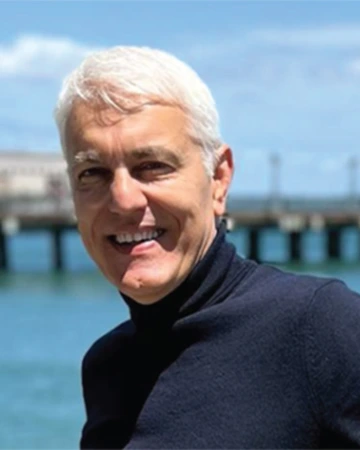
51,227,64,271
248,228,260,261
0,230,8,271
326,227,341,260
289,231,302,262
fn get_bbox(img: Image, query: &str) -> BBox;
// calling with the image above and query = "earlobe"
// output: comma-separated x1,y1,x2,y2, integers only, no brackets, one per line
212,144,234,216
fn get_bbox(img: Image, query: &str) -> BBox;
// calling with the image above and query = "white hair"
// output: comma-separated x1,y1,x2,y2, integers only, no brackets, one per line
54,46,222,175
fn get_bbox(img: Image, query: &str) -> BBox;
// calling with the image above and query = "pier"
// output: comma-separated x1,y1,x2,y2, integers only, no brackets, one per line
0,197,76,271
0,151,360,271
0,195,360,271
226,196,360,262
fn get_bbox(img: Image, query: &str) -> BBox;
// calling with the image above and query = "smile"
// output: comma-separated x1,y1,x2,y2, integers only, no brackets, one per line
109,229,165,246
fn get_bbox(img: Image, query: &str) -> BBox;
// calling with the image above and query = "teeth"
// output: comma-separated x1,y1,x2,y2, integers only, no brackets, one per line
114,229,161,245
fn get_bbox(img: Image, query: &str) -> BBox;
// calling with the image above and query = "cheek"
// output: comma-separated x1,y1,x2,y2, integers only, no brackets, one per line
162,196,214,233
157,177,213,211
75,209,91,238
74,191,102,223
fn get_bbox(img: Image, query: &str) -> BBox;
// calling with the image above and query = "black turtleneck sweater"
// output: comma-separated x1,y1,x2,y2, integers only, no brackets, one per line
80,225,360,449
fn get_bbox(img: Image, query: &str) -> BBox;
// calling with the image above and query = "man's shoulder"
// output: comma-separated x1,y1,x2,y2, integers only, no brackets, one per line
234,258,360,316
230,260,360,368
238,258,331,292
82,319,136,373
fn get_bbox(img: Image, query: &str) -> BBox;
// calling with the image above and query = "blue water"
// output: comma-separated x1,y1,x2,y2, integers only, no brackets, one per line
1,228,360,448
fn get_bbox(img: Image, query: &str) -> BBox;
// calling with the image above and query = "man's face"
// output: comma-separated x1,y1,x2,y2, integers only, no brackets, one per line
65,102,232,304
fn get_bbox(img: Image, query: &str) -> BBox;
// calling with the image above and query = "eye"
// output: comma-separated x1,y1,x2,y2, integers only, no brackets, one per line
77,167,112,184
133,161,173,178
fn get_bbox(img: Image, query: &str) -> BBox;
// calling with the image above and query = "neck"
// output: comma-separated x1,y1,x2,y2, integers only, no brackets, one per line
121,222,246,332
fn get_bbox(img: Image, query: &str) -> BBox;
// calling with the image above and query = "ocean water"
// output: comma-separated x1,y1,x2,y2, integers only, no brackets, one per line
1,228,360,449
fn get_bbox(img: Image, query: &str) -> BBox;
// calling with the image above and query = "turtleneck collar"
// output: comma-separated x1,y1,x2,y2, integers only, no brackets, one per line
121,222,252,332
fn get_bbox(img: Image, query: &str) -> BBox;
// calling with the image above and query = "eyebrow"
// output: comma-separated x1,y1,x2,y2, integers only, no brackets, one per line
71,149,101,168
71,146,182,169
130,146,182,166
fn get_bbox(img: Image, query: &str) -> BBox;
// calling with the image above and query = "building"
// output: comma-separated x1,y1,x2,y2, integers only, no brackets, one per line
0,151,69,198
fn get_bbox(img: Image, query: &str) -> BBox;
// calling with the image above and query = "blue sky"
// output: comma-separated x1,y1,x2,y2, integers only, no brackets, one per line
1,0,360,196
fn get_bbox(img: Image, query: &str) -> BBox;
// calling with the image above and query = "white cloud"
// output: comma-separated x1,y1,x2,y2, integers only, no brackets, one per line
250,25,360,49
2,26,360,84
347,58,360,75
181,24,360,63
0,34,99,79
178,24,360,93
176,25,360,169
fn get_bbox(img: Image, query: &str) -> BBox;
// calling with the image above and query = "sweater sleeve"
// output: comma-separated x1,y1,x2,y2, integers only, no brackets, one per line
304,280,360,447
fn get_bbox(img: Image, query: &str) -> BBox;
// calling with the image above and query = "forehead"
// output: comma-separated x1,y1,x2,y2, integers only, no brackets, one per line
65,101,190,157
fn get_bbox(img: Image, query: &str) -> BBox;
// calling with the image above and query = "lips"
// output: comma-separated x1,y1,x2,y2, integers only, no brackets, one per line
108,228,165,246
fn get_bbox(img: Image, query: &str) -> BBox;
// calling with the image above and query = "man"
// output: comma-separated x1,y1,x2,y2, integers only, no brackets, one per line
54,46,360,449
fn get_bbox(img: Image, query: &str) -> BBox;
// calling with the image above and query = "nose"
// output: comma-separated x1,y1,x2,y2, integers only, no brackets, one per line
108,168,147,215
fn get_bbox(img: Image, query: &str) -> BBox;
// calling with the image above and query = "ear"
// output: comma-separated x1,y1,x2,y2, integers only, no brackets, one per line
212,144,234,216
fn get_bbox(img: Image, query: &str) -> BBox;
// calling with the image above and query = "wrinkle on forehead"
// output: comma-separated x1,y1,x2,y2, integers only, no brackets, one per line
68,93,185,128
66,101,195,169
67,96,190,136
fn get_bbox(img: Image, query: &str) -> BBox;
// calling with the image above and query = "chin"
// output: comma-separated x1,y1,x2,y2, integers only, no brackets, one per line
118,285,163,304
117,274,174,303
104,259,182,301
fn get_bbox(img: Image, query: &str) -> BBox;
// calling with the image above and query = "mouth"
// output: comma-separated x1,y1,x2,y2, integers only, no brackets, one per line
108,228,166,250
